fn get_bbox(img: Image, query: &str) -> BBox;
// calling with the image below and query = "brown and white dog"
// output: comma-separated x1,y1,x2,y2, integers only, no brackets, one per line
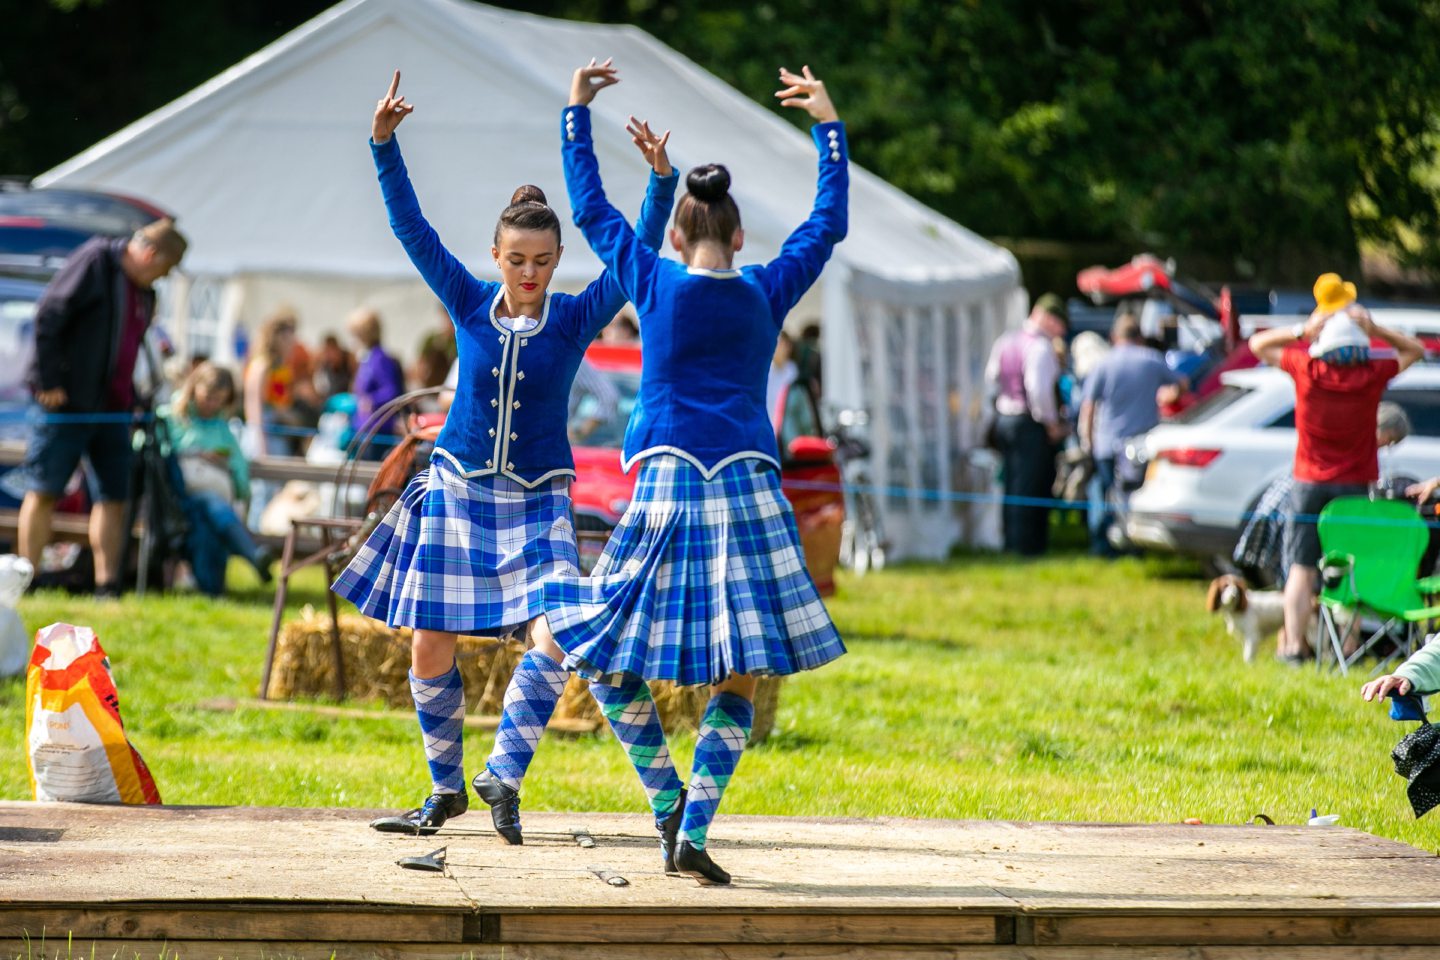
1205,574,1289,663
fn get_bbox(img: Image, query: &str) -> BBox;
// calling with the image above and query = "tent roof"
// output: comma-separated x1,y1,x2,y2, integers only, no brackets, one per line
37,0,1017,289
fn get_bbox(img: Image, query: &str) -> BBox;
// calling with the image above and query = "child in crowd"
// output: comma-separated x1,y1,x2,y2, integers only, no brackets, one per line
163,362,273,594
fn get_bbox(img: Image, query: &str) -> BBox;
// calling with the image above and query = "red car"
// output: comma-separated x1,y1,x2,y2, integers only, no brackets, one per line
570,343,844,595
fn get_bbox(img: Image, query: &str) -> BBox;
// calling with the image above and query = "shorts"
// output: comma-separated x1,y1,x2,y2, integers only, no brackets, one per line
24,407,134,502
1285,481,1369,569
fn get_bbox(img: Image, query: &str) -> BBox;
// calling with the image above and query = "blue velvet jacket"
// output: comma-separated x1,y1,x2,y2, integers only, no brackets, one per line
372,135,677,486
561,105,848,476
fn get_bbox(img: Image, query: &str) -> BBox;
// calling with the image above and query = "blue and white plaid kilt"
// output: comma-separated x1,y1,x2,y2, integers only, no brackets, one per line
544,455,846,686
332,458,578,633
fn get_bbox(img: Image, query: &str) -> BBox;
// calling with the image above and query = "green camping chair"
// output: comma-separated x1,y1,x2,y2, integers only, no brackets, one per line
1315,496,1440,674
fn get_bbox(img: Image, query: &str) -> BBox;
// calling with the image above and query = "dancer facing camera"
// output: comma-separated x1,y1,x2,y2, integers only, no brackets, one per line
540,60,850,885
334,70,677,836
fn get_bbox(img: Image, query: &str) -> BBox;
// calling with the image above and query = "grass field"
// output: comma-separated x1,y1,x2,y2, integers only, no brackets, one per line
0,553,1430,851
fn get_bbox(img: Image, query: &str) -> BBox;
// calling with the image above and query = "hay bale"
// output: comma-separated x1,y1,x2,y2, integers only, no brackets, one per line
267,608,779,742
646,677,783,745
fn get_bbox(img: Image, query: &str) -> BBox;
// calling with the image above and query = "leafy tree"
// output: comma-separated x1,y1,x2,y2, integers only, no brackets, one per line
7,0,1440,282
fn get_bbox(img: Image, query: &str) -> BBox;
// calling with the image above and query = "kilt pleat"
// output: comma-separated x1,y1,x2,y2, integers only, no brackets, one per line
544,455,845,685
332,459,578,633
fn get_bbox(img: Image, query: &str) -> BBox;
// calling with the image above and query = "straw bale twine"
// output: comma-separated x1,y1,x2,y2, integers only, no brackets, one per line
268,607,780,742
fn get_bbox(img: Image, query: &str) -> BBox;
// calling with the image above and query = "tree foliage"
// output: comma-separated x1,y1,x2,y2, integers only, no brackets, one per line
6,0,1440,280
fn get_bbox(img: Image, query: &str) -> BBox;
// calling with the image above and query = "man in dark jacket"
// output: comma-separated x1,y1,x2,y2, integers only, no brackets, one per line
20,218,187,596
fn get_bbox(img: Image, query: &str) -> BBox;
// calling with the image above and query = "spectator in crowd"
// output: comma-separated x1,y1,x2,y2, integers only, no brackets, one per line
568,357,620,443
1079,312,1186,556
348,306,406,455
414,305,458,389
794,321,823,394
287,331,322,441
162,362,274,594
1233,401,1410,590
984,292,1069,556
599,311,639,343
244,308,309,457
21,218,187,597
1249,273,1424,663
313,332,358,401
766,330,799,425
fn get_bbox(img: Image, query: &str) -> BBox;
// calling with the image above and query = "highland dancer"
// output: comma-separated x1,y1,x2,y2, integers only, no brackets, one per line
334,70,676,836
543,60,849,884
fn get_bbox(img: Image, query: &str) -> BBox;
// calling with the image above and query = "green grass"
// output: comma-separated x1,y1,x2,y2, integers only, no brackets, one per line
1,553,1431,851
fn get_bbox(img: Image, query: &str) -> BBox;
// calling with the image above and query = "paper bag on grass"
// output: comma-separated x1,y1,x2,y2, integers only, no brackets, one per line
25,622,161,804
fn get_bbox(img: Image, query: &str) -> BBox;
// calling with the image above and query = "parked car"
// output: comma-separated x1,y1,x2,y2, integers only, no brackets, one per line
0,182,171,279
570,343,845,594
1123,364,1440,563
0,276,41,444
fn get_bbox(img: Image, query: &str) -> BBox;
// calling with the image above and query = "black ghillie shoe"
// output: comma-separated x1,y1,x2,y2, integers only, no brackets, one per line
674,839,731,886
472,767,523,845
658,789,687,875
370,790,468,835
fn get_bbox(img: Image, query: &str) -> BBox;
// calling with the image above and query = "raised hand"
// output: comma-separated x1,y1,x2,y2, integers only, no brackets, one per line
1407,477,1440,503
626,116,672,177
1347,303,1377,335
775,65,838,124
373,70,414,144
570,58,619,107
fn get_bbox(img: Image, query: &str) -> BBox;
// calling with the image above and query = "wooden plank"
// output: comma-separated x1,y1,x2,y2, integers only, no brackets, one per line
251,455,379,486
0,906,464,943
1033,914,1440,946
197,697,602,735
494,911,1005,944
11,941,1440,960
0,803,476,911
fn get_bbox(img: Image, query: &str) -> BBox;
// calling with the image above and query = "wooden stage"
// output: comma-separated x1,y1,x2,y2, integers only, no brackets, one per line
3,802,1440,958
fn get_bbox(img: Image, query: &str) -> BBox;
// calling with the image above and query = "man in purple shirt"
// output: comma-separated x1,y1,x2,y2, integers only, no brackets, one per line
348,307,406,454
984,293,1069,556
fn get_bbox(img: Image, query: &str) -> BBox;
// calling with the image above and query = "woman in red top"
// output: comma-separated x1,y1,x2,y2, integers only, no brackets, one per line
1249,273,1424,662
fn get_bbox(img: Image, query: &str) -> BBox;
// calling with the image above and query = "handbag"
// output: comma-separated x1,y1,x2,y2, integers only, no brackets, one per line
179,455,236,503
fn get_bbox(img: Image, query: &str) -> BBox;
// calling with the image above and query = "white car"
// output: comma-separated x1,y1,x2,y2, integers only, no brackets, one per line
1125,363,1440,561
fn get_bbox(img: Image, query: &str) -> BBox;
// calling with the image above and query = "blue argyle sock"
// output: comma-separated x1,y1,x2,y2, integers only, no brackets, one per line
409,663,466,795
589,676,684,817
485,649,567,791
680,692,754,849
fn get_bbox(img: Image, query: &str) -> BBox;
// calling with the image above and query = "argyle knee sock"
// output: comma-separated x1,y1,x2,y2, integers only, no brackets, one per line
680,692,754,849
410,663,466,795
589,676,684,817
484,649,568,791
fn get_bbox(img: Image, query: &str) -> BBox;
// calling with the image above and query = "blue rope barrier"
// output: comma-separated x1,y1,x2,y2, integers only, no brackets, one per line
0,411,1429,528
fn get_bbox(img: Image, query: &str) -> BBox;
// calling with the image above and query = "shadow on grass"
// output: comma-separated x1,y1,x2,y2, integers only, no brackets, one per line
756,729,825,752
841,629,972,651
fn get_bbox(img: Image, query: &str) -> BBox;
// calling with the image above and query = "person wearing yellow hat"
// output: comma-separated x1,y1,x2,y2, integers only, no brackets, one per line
1248,274,1425,663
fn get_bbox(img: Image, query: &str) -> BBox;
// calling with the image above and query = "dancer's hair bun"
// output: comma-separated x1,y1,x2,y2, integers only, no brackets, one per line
510,184,548,206
686,164,731,202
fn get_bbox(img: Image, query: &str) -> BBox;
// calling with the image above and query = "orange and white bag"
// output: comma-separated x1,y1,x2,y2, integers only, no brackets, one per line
25,622,161,804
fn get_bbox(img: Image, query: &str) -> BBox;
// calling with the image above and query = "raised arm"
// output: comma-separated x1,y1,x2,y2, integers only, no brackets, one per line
565,112,678,342
562,60,663,313
758,66,849,322
1354,306,1425,372
370,70,485,322
1250,311,1324,368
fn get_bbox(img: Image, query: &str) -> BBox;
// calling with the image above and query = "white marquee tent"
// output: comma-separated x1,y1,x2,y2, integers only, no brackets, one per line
37,0,1024,558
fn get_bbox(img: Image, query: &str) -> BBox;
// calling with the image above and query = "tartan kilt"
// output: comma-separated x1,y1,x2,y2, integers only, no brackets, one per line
332,458,578,633
544,454,846,686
